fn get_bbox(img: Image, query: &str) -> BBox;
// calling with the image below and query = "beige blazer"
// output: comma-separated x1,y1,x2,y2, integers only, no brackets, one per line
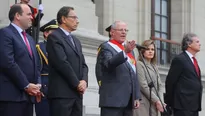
133,60,164,116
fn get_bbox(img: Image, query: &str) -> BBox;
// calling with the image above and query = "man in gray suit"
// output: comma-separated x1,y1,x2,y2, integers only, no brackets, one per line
95,21,141,116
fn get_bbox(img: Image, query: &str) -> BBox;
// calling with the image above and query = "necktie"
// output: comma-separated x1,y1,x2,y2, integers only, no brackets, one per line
22,31,33,57
68,34,75,47
192,57,200,76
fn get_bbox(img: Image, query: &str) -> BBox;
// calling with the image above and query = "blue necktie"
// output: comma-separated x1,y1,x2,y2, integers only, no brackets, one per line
68,34,75,47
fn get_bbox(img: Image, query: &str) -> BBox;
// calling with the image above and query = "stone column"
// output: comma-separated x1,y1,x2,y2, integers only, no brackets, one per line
96,0,140,40
171,0,192,43
136,0,151,45
95,0,115,36
0,0,11,28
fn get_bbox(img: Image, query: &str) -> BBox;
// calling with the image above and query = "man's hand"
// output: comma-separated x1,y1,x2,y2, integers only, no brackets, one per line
124,40,136,53
134,99,140,109
36,84,42,89
25,83,40,96
77,80,87,94
155,100,164,112
36,92,44,103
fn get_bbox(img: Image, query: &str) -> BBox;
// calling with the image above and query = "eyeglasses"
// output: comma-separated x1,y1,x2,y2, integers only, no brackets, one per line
114,29,129,32
66,16,79,20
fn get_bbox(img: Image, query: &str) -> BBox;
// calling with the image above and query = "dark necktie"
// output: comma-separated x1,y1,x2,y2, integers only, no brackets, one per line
192,57,200,77
22,31,33,57
68,34,75,47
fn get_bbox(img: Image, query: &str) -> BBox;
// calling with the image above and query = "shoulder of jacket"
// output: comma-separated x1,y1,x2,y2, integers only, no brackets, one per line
137,60,147,70
36,42,44,47
0,26,12,34
173,52,184,61
50,30,59,36
137,60,144,66
99,41,109,49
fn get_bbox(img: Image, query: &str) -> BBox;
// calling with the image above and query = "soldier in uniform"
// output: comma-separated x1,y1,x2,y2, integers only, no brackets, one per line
96,25,111,87
35,19,58,116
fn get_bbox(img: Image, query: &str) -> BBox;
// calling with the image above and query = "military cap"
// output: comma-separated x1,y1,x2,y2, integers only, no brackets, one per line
105,25,112,37
40,19,58,32
105,25,111,32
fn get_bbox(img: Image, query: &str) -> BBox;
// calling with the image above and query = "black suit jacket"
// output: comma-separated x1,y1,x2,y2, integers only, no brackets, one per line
96,42,141,108
46,28,88,99
165,52,203,111
0,24,40,102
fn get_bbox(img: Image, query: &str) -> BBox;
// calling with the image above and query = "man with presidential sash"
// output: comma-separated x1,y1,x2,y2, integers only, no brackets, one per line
35,19,58,116
95,21,141,116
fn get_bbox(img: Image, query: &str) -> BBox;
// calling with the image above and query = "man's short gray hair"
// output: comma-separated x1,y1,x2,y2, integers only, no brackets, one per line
111,21,124,29
181,33,197,51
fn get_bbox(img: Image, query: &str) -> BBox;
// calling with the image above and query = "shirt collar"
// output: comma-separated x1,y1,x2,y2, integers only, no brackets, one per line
185,50,194,63
185,50,193,58
11,23,23,34
59,27,70,36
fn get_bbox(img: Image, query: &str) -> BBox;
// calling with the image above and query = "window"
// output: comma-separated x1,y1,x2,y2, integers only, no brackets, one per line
151,0,171,65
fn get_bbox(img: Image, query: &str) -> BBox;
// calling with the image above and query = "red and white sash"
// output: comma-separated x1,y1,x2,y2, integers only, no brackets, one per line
108,39,136,73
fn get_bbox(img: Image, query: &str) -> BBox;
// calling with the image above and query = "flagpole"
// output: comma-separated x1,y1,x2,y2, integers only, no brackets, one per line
35,0,42,44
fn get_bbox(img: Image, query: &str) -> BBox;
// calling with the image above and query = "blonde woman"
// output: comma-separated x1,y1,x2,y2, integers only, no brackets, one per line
134,40,165,116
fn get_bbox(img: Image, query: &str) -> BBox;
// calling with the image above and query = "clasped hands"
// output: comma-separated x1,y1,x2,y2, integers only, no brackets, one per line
77,80,87,94
25,83,44,103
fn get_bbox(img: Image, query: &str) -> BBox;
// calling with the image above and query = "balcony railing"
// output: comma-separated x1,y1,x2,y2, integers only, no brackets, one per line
151,36,181,67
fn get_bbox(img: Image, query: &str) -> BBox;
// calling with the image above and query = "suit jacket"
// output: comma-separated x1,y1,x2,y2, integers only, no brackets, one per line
165,52,203,111
46,28,88,99
96,42,141,108
0,24,41,102
134,61,163,116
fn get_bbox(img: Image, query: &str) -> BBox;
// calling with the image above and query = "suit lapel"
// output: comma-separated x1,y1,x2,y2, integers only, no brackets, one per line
27,35,35,59
183,52,200,78
72,35,81,54
57,28,79,56
9,25,33,59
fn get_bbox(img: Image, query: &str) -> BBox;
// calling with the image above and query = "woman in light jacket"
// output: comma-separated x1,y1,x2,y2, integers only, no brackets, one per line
134,40,165,116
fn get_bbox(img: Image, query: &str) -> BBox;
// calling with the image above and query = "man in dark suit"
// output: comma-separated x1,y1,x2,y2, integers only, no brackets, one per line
0,3,42,116
35,19,58,116
46,6,88,116
95,21,141,116
165,33,203,116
